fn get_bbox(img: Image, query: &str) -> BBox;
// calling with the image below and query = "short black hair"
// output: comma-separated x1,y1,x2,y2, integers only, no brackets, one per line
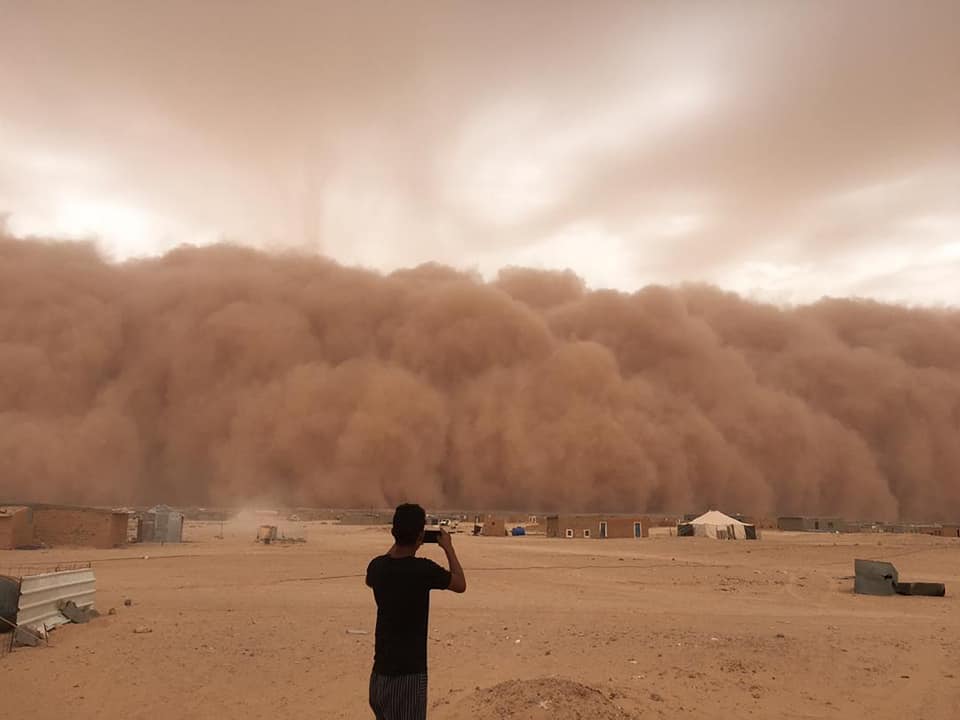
392,503,426,546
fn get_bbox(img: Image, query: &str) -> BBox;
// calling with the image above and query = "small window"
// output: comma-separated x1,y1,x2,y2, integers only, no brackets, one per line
565,528,574,538
583,529,591,538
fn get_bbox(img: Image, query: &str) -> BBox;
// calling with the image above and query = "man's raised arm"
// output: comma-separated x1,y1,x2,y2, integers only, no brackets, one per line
438,529,466,593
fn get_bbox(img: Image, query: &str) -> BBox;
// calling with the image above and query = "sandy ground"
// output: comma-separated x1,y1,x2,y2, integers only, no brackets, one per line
2,521,959,719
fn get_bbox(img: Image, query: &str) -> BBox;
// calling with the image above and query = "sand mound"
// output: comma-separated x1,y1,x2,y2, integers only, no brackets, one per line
437,678,635,720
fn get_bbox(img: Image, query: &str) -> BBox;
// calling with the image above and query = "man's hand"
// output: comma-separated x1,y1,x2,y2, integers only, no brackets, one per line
437,527,454,551
437,528,466,593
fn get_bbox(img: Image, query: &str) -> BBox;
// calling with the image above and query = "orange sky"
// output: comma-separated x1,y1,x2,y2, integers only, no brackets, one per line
1,0,958,303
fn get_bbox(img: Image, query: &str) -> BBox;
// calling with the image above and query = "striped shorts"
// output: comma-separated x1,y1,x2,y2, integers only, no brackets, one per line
369,671,428,720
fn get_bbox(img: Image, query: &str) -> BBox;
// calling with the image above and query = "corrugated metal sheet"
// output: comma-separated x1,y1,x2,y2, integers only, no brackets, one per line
17,568,96,632
138,506,184,543
155,508,183,543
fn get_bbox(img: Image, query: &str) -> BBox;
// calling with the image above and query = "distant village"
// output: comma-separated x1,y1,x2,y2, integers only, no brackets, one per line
2,503,958,551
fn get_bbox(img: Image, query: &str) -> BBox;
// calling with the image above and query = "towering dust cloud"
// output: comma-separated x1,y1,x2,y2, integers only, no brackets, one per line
2,234,959,520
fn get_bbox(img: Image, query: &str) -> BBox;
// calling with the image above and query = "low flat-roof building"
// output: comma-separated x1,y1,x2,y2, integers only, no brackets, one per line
885,522,960,537
777,516,843,532
545,514,650,539
32,505,129,549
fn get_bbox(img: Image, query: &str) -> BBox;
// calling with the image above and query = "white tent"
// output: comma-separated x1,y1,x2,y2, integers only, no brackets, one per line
680,510,757,540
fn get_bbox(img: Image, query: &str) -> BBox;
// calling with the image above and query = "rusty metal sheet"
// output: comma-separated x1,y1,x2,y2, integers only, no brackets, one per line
17,568,96,632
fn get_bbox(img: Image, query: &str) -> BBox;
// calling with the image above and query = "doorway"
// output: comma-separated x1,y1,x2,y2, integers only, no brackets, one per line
633,522,642,538
599,521,608,539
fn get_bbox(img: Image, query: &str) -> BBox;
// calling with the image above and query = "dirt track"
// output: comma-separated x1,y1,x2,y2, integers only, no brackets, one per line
2,521,959,719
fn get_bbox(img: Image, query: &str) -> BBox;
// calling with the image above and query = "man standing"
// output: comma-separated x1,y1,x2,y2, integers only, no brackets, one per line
366,504,467,720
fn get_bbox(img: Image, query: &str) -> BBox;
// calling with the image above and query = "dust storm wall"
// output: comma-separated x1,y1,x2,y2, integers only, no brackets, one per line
2,234,959,520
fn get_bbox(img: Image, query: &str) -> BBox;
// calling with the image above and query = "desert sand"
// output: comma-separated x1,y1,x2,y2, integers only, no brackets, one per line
2,520,959,719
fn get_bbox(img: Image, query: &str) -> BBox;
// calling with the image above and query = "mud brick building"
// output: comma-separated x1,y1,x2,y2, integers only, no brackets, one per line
31,505,129,549
545,514,650,539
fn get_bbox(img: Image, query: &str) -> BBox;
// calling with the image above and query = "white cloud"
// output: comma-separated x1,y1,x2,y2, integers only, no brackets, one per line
443,74,721,226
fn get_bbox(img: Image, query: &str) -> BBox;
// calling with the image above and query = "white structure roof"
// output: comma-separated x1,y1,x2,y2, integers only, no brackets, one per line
689,510,749,526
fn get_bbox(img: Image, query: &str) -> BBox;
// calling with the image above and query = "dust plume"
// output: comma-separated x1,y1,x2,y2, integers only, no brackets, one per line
2,233,959,520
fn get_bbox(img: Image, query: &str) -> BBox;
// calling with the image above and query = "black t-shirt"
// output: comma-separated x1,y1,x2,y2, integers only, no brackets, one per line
366,554,451,675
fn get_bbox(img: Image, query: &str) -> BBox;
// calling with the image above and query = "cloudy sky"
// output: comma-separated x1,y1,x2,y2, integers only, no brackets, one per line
2,1,958,304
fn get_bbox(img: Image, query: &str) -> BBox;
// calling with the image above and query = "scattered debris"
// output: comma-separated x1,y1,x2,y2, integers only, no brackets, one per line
108,608,117,616
854,559,946,597
133,625,153,634
59,600,98,624
854,559,898,595
255,525,306,545
895,582,946,596
346,629,369,635
14,626,41,647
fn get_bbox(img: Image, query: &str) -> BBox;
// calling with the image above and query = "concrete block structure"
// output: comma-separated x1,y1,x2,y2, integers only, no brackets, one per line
545,514,650,539
777,516,843,532
0,506,34,549
479,515,509,537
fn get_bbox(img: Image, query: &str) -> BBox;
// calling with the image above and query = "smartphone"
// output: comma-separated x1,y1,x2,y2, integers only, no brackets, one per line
423,529,441,543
